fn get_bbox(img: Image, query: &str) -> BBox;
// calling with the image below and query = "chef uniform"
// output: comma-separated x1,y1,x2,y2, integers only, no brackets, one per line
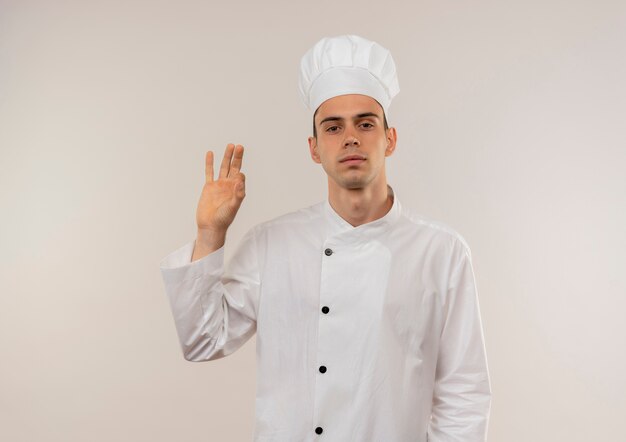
160,35,492,442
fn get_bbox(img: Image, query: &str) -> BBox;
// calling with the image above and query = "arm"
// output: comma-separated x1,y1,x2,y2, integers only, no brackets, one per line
159,226,260,361
428,239,492,441
159,143,257,361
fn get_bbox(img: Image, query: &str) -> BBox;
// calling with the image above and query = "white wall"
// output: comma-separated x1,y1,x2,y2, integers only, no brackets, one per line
1,0,625,440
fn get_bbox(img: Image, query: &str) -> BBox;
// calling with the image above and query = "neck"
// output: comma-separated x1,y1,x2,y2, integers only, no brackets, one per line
327,180,393,227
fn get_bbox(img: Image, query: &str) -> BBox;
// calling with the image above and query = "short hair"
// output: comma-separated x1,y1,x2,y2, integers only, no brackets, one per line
312,109,389,138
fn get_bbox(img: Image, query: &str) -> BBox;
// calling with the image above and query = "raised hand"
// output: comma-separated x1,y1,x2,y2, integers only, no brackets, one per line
196,143,246,235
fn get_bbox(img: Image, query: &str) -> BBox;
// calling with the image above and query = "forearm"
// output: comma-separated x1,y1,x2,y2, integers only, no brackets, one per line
161,240,230,361
160,227,260,362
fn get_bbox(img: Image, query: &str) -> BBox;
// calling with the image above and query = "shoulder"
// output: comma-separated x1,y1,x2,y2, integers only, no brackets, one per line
398,205,472,258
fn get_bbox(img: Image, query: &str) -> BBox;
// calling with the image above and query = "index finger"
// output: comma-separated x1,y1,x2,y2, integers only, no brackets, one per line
229,144,244,175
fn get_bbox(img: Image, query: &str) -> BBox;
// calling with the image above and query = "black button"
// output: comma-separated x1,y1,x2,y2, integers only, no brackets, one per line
324,248,333,256
315,427,323,434
321,306,329,314
319,365,327,373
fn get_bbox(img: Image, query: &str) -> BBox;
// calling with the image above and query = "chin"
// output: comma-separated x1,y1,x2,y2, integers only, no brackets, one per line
340,177,370,189
329,170,374,190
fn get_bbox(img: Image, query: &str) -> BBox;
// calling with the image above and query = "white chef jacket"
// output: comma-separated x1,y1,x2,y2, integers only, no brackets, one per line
159,185,491,442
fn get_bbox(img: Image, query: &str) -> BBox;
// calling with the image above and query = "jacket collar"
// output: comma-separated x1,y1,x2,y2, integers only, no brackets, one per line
323,184,401,242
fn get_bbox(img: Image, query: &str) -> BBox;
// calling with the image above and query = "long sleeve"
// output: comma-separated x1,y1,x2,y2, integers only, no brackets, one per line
159,226,261,362
428,240,492,441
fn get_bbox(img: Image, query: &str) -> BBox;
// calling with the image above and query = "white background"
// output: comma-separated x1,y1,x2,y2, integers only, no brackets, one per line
1,0,625,440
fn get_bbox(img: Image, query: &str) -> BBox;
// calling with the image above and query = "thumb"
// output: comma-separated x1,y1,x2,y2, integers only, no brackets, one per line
236,181,245,197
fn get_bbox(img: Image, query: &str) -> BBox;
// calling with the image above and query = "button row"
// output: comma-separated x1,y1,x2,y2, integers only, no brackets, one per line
316,248,333,436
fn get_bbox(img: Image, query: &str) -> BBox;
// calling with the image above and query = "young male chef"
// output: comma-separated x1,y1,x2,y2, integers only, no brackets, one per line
160,34,492,441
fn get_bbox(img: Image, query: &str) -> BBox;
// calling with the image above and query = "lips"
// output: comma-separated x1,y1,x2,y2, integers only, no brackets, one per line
340,155,366,162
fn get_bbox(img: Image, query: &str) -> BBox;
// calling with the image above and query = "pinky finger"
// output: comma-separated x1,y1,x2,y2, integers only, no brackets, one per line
205,151,214,182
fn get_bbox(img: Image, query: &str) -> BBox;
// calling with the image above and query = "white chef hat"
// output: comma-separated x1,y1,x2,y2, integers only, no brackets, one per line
298,35,400,117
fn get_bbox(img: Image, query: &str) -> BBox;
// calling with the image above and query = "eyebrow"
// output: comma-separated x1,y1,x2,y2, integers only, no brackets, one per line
319,112,381,126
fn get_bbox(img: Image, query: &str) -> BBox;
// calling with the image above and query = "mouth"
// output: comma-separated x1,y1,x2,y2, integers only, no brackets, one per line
340,155,366,165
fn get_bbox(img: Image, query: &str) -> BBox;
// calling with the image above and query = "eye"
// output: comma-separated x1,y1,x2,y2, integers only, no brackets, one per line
326,125,340,133
360,122,374,129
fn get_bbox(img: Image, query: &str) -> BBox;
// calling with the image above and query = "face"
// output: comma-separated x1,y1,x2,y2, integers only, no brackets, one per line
308,94,397,192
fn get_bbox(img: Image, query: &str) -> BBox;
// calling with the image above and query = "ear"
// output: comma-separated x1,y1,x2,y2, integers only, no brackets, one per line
384,127,397,157
308,136,321,164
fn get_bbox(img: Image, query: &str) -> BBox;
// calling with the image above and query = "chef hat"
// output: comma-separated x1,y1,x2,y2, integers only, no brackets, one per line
298,35,400,117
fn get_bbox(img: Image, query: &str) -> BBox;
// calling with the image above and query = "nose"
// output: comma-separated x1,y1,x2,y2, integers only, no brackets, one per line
343,134,360,148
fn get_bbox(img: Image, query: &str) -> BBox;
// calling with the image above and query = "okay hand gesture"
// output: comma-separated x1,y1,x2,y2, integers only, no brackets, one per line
196,143,246,234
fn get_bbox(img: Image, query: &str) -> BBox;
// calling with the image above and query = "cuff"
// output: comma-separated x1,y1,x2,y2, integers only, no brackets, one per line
159,239,225,285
